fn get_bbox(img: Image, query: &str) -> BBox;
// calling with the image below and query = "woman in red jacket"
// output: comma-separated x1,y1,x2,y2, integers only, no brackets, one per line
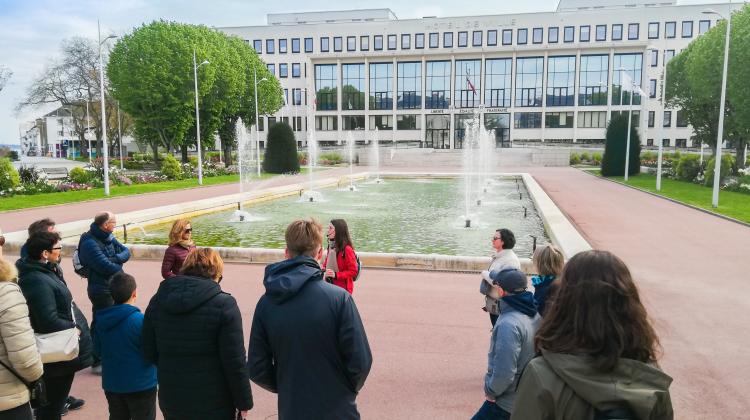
322,219,358,294
161,219,197,279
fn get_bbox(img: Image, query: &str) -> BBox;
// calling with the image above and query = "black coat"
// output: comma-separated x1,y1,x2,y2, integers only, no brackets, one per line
248,256,372,420
142,275,252,420
16,258,93,377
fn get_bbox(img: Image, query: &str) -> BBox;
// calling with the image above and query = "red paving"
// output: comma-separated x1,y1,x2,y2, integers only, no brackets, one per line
2,166,749,419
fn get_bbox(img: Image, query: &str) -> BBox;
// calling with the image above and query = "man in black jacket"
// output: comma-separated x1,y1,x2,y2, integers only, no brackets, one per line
248,219,372,420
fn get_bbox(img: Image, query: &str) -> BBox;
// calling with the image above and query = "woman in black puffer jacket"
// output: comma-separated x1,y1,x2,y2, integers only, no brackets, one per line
142,247,253,420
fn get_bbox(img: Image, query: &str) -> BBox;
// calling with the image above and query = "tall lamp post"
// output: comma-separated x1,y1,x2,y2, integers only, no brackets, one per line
117,100,123,170
98,20,117,196
253,67,268,177
703,6,732,208
647,44,668,192
193,50,210,185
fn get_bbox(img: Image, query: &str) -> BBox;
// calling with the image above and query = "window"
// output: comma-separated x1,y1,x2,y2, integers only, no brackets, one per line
342,64,365,110
502,30,512,45
429,32,439,48
682,21,693,38
342,115,365,130
485,58,512,108
253,40,262,53
426,61,451,109
649,79,657,98
580,26,590,42
304,38,313,53
458,31,468,47
267,117,276,128
612,24,623,41
360,36,369,51
676,138,687,148
577,111,607,128
279,39,287,53
545,112,574,128
369,115,393,130
646,139,654,146
514,112,542,129
316,116,337,131
515,57,544,107
415,33,425,49
648,23,659,39
374,35,383,50
518,28,528,44
660,138,669,147
315,64,337,110
292,63,301,78
321,37,330,52
401,34,411,49
292,38,300,53
398,62,422,109
548,27,559,43
455,59,481,108
258,117,264,131
533,28,543,44
334,37,342,52
665,21,676,38
663,110,672,127
369,63,393,110
266,63,275,75
347,36,356,51
596,25,606,41
292,116,303,132
650,49,659,67
279,63,288,78
473,31,482,46
664,50,675,62
564,26,574,42
648,111,655,127
547,56,576,106
397,115,421,130
292,88,302,105
613,53,643,105
488,30,497,46
579,55,608,106
699,20,711,34
444,32,453,48
388,35,397,50
266,39,275,54
612,110,640,127
676,110,688,127
628,23,639,40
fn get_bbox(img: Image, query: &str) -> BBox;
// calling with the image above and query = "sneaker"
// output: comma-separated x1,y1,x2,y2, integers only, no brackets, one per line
67,395,85,410
60,404,69,416
91,365,102,375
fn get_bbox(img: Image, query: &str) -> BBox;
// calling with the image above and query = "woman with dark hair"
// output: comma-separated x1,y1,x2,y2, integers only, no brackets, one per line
161,219,196,279
17,232,93,420
143,247,253,419
511,250,673,420
322,219,359,294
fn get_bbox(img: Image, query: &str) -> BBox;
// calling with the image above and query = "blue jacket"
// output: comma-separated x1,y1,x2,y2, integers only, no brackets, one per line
93,304,156,393
78,223,130,296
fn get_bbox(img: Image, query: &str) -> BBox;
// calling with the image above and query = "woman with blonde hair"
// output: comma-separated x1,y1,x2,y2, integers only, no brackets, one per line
530,245,565,316
160,219,196,279
143,247,253,419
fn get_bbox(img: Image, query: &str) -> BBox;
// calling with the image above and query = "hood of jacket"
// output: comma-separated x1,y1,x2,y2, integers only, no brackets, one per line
95,304,140,332
158,275,222,314
542,350,673,418
16,257,61,279
89,223,114,243
500,290,538,317
263,256,323,304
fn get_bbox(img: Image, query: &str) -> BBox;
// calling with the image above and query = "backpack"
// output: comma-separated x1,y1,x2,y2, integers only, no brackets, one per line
353,252,362,282
72,233,106,278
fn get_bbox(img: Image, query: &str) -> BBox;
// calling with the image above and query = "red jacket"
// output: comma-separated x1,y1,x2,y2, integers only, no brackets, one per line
322,245,358,294
161,244,196,279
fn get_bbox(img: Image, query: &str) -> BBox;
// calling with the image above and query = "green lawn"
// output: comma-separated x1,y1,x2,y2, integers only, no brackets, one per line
599,172,750,223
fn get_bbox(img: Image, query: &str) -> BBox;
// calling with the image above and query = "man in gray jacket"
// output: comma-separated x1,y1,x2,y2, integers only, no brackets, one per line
472,268,540,420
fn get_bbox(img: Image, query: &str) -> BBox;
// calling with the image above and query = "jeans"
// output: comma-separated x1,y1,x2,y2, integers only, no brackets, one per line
471,401,511,420
89,292,115,364
0,403,33,420
35,373,74,420
105,388,157,420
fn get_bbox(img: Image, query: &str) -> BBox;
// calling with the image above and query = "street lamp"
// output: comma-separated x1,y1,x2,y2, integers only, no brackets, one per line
253,67,268,177
703,6,732,208
117,100,123,170
646,44,668,192
98,20,117,196
615,67,635,181
193,50,210,185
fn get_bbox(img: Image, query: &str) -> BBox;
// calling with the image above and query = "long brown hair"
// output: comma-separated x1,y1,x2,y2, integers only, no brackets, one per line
330,219,353,252
168,219,192,246
535,250,661,371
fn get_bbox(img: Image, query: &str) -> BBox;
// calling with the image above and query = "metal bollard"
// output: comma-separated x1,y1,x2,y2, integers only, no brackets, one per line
123,224,128,243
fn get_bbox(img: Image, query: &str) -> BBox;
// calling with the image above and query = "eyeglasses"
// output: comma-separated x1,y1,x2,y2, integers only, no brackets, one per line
184,229,193,233
51,246,62,250
492,237,501,241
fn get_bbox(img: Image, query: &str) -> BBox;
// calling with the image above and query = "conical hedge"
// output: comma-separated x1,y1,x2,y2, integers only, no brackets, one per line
263,122,300,174
601,113,641,177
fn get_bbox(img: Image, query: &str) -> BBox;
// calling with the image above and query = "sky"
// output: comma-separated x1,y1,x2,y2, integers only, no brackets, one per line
0,0,727,145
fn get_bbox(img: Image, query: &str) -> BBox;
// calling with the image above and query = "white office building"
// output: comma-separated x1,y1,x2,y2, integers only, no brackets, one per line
220,0,739,150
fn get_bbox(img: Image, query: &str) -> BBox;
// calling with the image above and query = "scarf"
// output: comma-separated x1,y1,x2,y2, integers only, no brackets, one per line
532,274,557,288
500,291,538,317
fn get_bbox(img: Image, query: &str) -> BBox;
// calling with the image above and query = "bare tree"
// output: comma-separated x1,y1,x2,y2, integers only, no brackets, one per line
0,65,12,92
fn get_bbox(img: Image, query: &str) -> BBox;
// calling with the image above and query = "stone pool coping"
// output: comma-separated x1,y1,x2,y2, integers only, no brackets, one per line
3,171,590,272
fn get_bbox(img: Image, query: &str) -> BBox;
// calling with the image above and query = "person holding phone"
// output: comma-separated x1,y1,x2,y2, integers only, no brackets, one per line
322,219,358,294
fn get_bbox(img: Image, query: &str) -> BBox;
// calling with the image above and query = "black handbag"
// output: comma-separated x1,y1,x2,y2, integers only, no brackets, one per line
0,358,48,408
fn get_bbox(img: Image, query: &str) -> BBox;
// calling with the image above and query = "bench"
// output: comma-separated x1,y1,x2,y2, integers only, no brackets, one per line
41,167,69,180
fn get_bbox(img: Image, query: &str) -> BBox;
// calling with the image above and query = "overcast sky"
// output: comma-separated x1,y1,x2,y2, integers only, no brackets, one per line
0,0,726,145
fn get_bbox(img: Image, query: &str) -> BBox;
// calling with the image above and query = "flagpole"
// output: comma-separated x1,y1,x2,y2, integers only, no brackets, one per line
624,80,634,181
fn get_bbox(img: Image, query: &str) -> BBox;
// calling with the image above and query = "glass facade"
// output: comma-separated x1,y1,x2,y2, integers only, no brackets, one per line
426,61,451,109
315,64,337,111
613,53,643,105
485,58,512,108
578,55,608,106
514,112,542,128
455,59,481,108
515,57,544,107
369,63,393,110
398,62,422,109
342,64,365,110
425,115,450,149
397,115,421,130
546,56,576,106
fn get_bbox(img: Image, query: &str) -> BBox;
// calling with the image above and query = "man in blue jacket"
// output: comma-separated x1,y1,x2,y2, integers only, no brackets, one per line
94,272,157,420
248,219,372,420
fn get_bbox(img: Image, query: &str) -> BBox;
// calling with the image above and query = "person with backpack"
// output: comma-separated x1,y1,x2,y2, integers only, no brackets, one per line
511,250,673,420
322,219,359,294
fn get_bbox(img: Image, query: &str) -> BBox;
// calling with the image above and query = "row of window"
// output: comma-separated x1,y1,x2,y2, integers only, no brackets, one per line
647,110,689,128
646,138,691,147
265,63,304,78
250,20,712,54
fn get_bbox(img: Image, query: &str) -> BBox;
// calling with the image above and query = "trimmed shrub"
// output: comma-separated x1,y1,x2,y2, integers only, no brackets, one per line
569,152,581,165
319,151,343,165
592,152,602,165
124,160,144,170
601,114,641,177
0,158,20,191
18,165,41,185
675,154,702,182
704,154,735,187
263,123,300,174
8,151,19,161
580,152,591,162
68,167,90,184
160,154,183,180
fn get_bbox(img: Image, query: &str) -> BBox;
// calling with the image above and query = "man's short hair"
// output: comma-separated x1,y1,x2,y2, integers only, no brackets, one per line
25,231,62,260
496,228,516,250
94,212,112,226
285,219,323,258
110,272,137,304
28,218,55,236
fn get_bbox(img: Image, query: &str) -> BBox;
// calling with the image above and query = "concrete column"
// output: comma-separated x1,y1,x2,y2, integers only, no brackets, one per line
337,59,342,145
421,56,427,147
606,48,614,125
510,51,517,144
449,54,456,149
364,58,370,134
572,49,581,143
541,51,549,142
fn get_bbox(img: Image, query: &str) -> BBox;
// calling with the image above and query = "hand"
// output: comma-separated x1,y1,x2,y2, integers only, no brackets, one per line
239,410,248,419
486,395,495,402
325,269,335,279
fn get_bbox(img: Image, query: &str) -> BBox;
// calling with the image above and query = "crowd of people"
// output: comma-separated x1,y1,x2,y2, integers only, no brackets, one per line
0,215,673,420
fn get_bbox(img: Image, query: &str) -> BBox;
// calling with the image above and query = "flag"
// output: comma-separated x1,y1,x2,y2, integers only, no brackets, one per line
466,76,477,97
620,71,647,97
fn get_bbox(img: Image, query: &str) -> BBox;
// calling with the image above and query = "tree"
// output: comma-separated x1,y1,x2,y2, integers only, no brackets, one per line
263,123,299,174
0,65,11,92
601,113,641,177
